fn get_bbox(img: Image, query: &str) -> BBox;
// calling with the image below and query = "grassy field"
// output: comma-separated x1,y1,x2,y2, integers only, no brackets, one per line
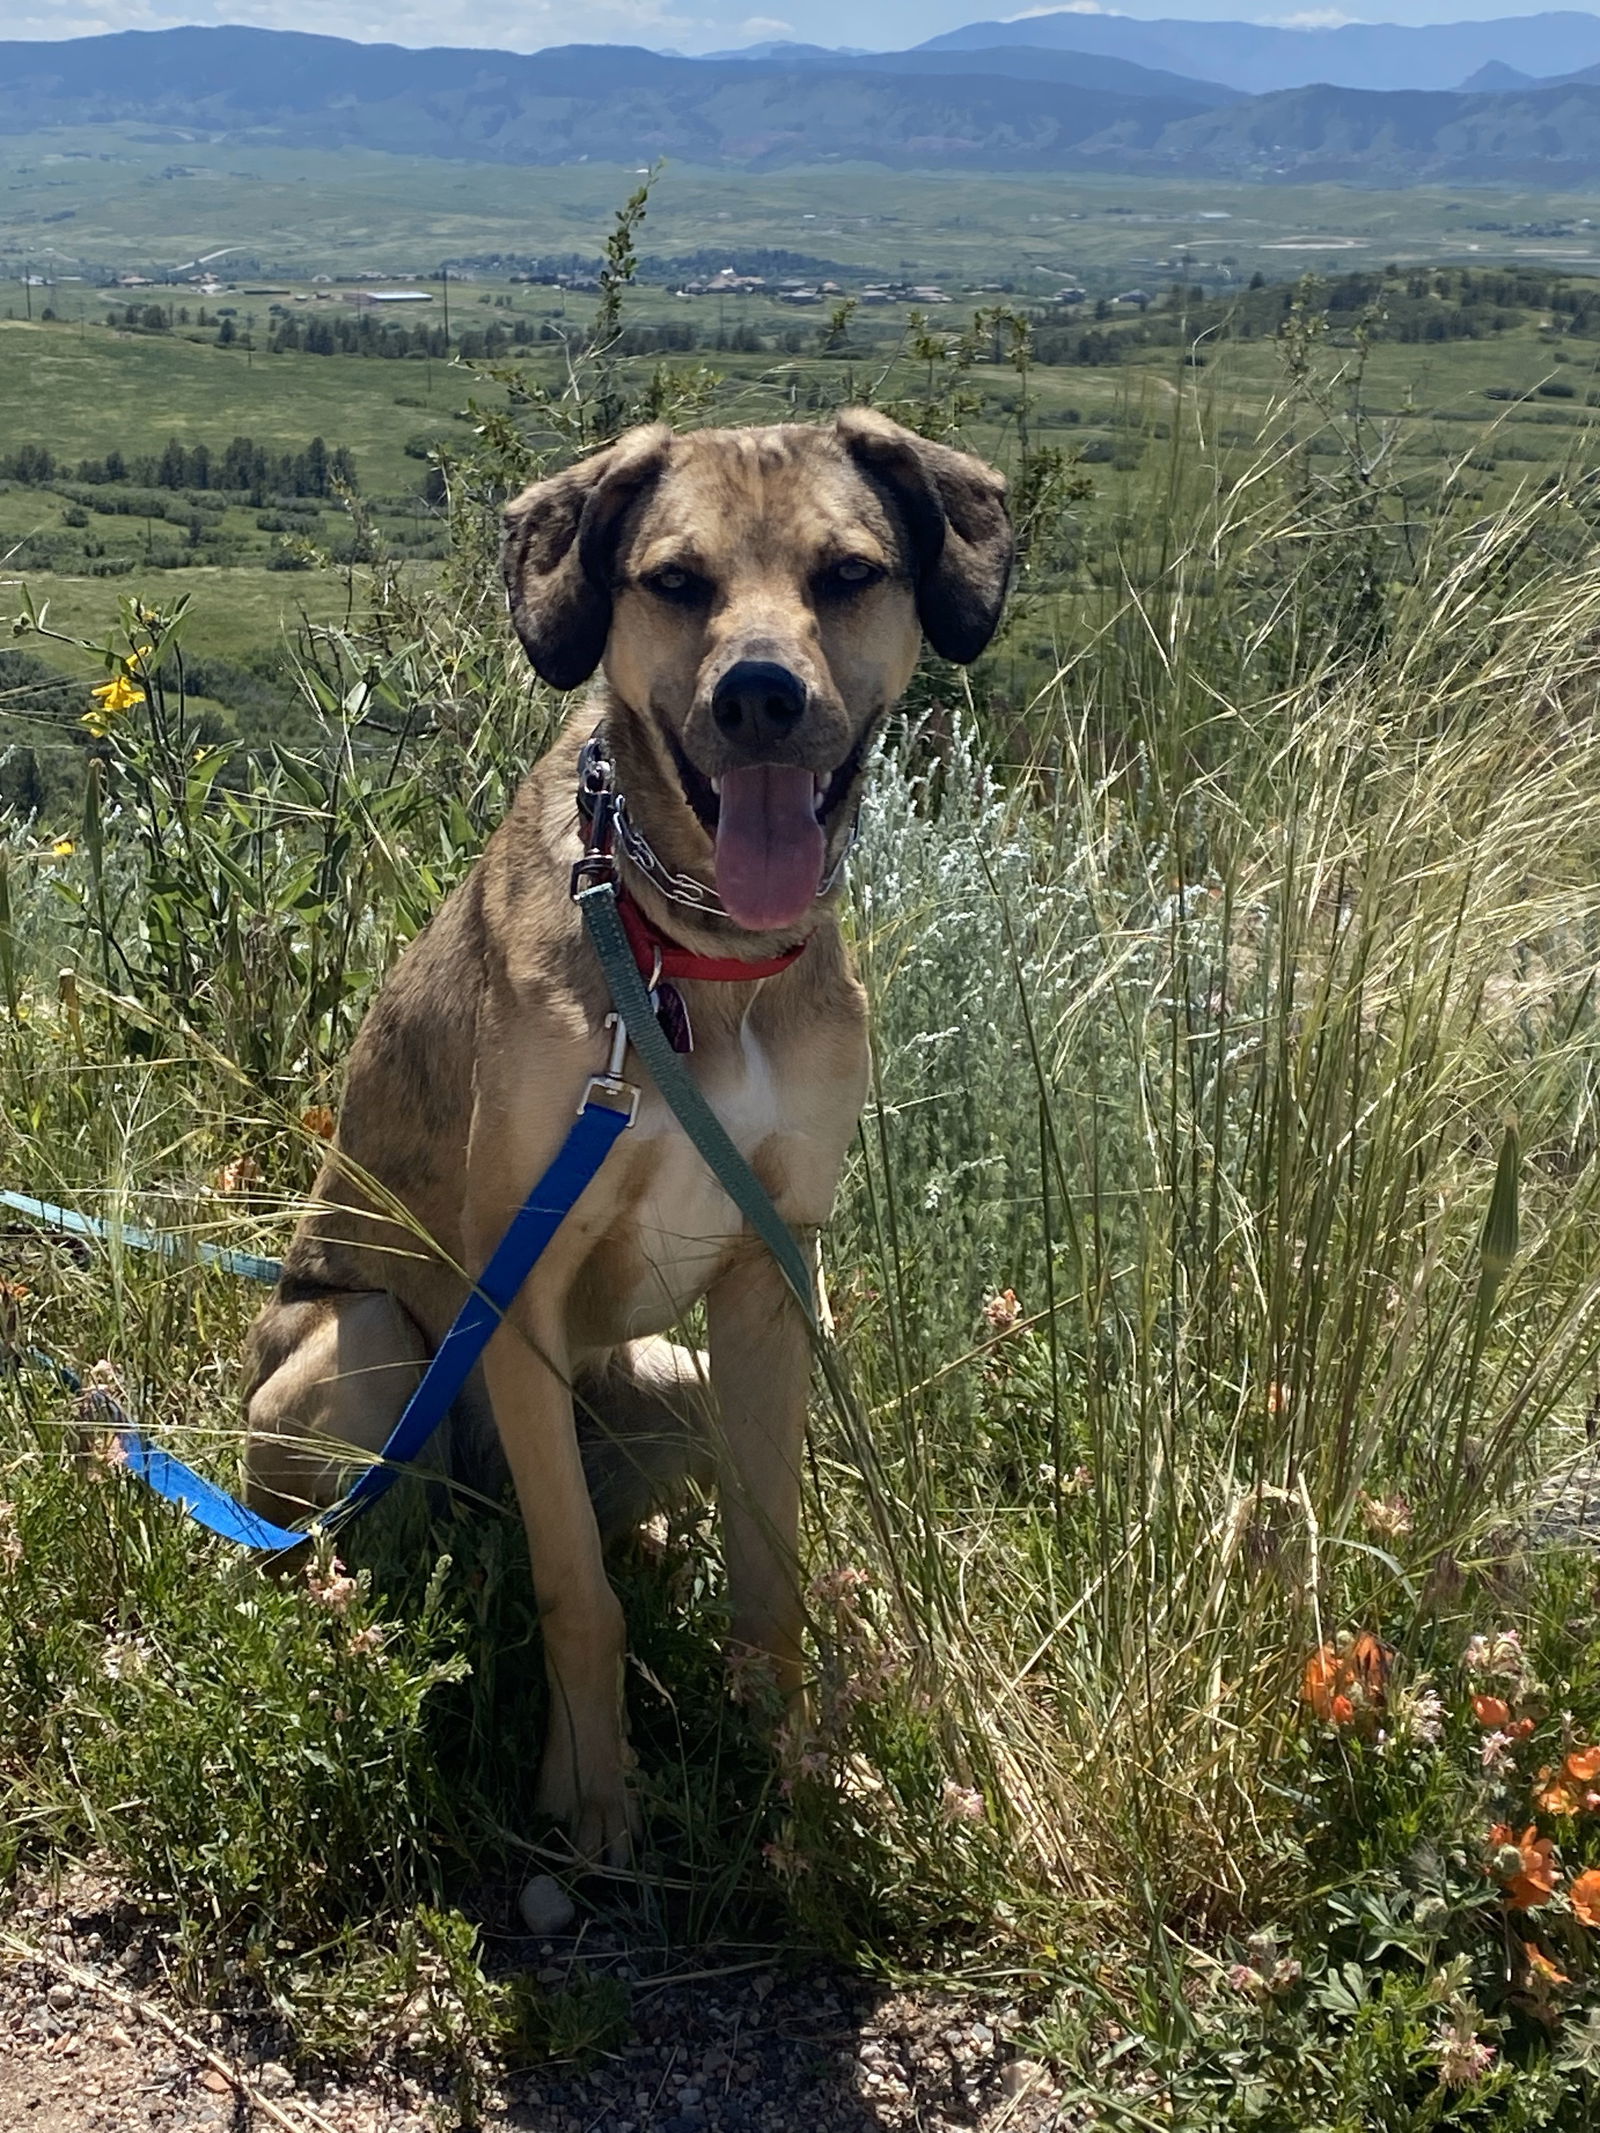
10,179,1600,2125
9,128,1600,291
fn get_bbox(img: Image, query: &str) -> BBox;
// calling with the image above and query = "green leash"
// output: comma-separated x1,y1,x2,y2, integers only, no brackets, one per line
575,879,818,1330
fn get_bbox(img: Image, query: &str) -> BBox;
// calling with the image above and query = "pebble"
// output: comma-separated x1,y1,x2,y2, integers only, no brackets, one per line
45,1983,76,2012
518,1874,577,1936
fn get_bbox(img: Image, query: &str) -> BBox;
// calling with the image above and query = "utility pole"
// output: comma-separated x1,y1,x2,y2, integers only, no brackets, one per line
440,261,450,349
22,261,31,322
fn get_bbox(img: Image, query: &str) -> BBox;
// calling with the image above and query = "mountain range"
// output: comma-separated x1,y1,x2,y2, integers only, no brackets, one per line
9,19,1600,180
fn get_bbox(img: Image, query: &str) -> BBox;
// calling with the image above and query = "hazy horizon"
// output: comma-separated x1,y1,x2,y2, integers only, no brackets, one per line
6,0,1600,58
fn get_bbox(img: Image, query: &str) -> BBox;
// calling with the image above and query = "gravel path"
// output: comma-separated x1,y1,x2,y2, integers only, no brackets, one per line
0,1875,1071,2133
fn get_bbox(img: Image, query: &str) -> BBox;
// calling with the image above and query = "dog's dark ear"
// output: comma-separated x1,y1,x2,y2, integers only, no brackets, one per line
501,425,672,689
834,408,1013,664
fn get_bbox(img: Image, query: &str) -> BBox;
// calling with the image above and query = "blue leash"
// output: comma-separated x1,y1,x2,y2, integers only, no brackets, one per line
0,1190,283,1286
6,875,812,1555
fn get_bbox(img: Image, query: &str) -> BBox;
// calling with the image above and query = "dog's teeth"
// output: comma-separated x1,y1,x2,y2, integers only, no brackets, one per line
711,777,722,794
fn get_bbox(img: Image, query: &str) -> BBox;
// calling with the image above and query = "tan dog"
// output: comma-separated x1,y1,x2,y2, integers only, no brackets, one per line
242,410,1012,1902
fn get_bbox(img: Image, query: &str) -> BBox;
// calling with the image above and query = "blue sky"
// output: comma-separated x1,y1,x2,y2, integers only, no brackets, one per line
2,0,1593,54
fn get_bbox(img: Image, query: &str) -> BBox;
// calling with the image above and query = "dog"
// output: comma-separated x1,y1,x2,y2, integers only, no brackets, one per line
242,409,1012,1907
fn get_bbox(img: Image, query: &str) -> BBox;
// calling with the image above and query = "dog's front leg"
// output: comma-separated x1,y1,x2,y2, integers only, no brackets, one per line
477,1306,635,1867
707,1242,814,1702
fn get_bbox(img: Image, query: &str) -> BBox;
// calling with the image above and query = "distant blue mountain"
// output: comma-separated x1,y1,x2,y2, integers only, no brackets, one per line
7,22,1600,181
920,11,1600,95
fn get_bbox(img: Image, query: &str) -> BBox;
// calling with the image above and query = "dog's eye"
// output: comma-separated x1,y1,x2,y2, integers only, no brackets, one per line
826,559,882,592
644,566,708,605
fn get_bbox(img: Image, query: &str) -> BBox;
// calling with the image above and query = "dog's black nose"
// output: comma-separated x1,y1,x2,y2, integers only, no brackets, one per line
711,661,807,750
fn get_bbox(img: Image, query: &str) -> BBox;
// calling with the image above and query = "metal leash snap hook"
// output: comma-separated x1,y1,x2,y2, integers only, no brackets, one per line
578,1011,641,1125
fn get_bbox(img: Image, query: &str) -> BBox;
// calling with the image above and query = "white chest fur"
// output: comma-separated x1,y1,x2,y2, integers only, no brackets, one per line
580,1020,794,1343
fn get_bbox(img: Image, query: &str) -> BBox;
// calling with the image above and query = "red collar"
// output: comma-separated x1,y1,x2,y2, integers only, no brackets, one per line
615,886,806,984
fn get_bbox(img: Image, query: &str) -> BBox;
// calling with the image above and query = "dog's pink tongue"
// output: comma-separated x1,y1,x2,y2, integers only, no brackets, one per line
714,765,825,933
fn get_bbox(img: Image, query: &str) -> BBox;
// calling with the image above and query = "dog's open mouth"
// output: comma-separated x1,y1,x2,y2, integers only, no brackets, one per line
665,728,867,934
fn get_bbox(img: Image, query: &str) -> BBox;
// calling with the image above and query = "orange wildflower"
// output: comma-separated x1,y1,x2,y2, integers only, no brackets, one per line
1534,1750,1600,1817
1525,1943,1570,1986
300,1104,336,1140
1302,1630,1390,1724
1473,1695,1512,1728
1507,1717,1536,1742
1488,1823,1559,1910
212,1155,260,1194
1535,1768,1582,1817
1572,1869,1600,1927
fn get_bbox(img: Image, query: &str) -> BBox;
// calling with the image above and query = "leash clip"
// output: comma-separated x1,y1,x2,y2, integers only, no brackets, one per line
579,1011,640,1126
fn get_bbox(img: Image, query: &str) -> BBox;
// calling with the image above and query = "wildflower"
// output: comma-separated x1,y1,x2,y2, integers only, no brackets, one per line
1572,1870,1600,1928
1482,1729,1516,1772
305,1560,358,1614
1395,1683,1445,1748
1414,1895,1451,1933
81,671,144,739
1486,1823,1559,1910
1358,1491,1413,1540
1266,1381,1291,1417
101,1635,148,1682
1434,2012,1497,2092
1301,1630,1389,1724
50,839,73,858
1525,1943,1570,1987
299,1104,336,1140
807,1564,871,1615
982,1288,1020,1333
1226,1963,1263,1996
762,1836,809,1879
1463,1629,1524,1679
347,1624,384,1658
212,1155,260,1194
1473,1694,1512,1728
940,1778,986,1826
1534,1750,1600,1817
725,1644,781,1706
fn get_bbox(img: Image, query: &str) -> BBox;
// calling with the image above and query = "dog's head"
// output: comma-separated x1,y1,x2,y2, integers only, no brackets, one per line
502,411,1012,934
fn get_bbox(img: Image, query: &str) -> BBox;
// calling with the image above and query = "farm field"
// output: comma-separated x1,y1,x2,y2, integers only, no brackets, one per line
9,129,1600,290
10,165,1600,2127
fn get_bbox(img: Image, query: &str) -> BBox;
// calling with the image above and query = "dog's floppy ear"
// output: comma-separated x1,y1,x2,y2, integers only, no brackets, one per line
501,424,672,690
833,408,1013,664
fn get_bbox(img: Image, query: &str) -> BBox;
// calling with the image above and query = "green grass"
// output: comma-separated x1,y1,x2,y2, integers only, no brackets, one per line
12,208,1600,2124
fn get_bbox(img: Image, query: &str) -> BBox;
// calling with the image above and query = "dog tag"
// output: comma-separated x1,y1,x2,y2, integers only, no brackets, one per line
654,981,694,1054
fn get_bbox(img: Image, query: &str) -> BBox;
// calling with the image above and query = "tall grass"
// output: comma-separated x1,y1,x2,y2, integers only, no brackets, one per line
7,287,1600,2121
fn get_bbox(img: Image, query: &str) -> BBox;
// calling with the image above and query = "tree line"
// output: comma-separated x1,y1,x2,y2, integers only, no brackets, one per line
2,435,357,501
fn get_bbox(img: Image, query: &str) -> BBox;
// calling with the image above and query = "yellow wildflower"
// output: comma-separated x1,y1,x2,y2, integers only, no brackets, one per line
82,671,145,738
50,838,73,858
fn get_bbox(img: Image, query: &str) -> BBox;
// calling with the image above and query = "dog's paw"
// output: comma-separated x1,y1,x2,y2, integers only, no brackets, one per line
533,1747,640,1870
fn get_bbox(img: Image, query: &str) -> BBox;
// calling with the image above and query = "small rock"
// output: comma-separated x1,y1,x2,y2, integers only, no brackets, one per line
198,2071,231,2095
46,1983,76,2011
1002,2056,1046,2098
109,2025,133,2050
518,1875,576,1936
255,2063,295,2097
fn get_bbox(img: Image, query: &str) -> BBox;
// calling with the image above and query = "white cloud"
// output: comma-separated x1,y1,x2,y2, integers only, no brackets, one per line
1003,3,1120,15
1268,8,1363,23
737,14,794,30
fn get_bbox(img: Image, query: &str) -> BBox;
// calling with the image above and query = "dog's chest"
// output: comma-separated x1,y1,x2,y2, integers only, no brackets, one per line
568,1020,802,1343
